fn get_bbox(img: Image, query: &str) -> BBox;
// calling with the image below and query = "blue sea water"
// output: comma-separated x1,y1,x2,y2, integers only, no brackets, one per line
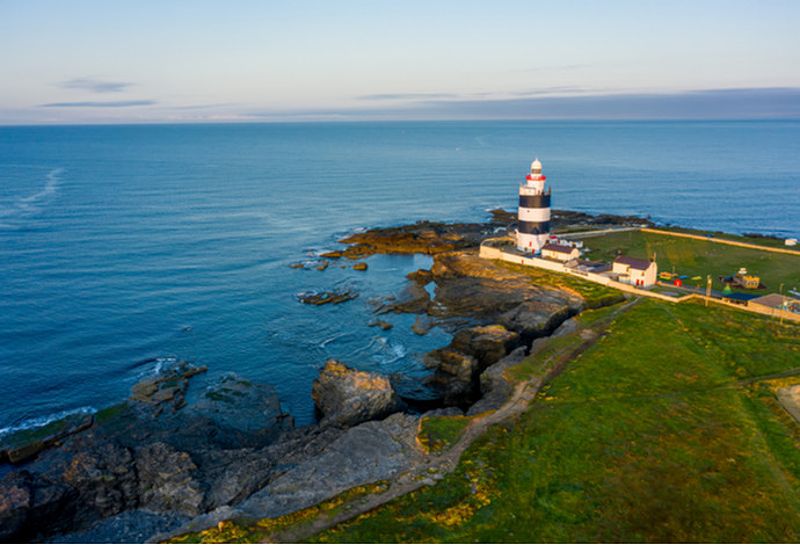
1,120,798,430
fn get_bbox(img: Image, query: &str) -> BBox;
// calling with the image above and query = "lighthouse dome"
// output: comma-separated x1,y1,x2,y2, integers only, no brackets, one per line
531,158,542,172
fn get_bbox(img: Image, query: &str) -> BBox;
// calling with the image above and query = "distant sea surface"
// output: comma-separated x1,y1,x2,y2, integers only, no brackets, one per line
1,120,798,430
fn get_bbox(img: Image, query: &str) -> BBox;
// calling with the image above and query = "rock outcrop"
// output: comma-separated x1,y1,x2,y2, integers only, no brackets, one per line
1,210,648,542
451,324,520,368
235,412,422,521
0,364,296,543
423,325,519,406
191,374,294,448
424,349,480,406
312,360,402,427
467,346,527,415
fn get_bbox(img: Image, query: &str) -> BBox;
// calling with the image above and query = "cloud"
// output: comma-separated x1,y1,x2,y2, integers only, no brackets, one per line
516,63,589,73
248,87,800,121
59,77,133,93
509,86,602,97
357,87,605,103
357,92,460,101
40,100,157,108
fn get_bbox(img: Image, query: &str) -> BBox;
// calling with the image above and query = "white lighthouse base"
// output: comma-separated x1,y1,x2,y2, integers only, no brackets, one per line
516,231,549,254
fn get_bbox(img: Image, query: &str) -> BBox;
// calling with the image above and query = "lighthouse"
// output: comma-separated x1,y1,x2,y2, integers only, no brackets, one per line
516,158,551,253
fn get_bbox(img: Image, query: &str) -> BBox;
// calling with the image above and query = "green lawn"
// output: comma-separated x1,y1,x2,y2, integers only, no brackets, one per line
314,300,800,543
581,229,800,294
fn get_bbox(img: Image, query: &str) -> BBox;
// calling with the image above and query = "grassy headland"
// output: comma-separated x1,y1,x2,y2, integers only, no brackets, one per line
313,299,800,542
581,229,800,293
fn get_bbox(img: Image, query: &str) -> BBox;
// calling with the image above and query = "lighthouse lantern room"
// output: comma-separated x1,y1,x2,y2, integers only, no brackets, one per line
516,158,552,253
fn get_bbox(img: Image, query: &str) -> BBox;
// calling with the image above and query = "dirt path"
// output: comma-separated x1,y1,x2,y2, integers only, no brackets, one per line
268,298,641,543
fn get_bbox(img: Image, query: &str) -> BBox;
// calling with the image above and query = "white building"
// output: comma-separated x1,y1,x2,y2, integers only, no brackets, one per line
516,158,551,253
541,242,580,262
612,255,658,287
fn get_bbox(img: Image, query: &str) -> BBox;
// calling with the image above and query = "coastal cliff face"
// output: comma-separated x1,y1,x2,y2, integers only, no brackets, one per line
0,210,630,543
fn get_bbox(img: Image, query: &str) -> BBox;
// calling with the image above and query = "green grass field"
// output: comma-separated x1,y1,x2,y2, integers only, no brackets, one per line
313,300,800,542
581,229,800,294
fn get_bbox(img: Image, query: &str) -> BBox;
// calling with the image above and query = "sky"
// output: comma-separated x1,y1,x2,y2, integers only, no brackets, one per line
1,0,799,124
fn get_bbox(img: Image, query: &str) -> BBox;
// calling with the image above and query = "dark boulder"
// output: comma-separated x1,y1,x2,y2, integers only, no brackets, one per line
450,324,520,368
424,349,480,406
312,360,402,427
190,374,294,448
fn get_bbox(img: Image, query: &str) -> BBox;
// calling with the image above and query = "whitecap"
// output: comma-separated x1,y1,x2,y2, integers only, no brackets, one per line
0,167,64,225
151,356,179,375
319,332,350,348
0,406,96,440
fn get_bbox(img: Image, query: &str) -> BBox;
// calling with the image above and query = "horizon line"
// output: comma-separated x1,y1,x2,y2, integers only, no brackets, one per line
2,115,800,129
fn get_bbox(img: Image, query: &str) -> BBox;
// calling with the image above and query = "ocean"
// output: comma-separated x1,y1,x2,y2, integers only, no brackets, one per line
1,120,798,430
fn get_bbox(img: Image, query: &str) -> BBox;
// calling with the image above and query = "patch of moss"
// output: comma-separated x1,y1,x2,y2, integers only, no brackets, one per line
94,403,128,425
417,415,470,454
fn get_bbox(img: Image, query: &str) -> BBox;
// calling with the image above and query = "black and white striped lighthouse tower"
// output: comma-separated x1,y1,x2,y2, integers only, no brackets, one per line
516,158,551,253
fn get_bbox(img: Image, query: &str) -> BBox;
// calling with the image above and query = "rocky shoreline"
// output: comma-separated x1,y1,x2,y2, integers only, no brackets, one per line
0,209,637,543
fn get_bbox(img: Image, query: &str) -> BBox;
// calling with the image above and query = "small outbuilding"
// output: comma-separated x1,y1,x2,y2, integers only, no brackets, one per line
612,255,658,288
541,242,580,262
749,293,798,312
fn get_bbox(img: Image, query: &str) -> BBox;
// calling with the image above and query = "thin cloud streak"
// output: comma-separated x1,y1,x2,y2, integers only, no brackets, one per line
248,87,800,121
40,100,157,108
59,78,133,93
357,92,460,101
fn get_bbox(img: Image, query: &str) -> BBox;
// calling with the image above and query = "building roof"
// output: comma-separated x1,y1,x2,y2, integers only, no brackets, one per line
750,293,796,309
542,243,576,254
531,158,542,171
723,292,760,302
613,255,653,270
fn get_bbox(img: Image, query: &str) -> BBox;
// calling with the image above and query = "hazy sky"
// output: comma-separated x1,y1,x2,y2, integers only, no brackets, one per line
1,0,799,124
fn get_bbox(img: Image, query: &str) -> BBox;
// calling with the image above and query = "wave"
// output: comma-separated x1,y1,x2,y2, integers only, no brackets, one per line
0,405,96,440
351,336,408,366
0,167,64,225
319,332,350,348
151,356,179,375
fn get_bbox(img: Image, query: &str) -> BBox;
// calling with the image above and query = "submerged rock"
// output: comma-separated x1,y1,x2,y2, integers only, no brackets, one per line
312,360,402,427
368,319,393,330
352,261,368,271
130,361,207,413
297,289,358,305
411,316,432,335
